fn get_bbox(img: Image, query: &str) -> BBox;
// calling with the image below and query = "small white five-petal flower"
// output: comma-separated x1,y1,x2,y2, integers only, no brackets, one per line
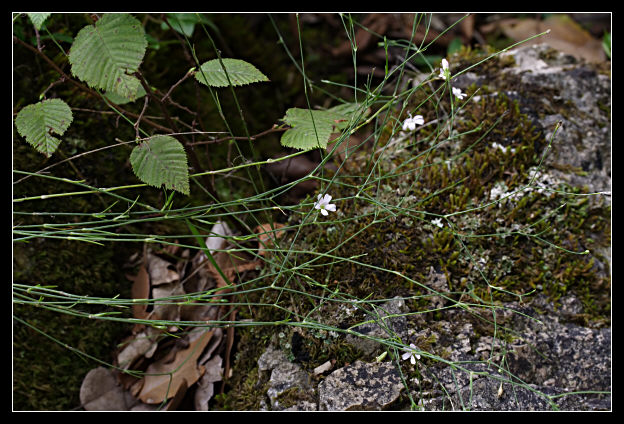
438,58,450,80
452,87,466,100
314,194,337,216
402,343,421,365
431,218,444,228
402,114,425,131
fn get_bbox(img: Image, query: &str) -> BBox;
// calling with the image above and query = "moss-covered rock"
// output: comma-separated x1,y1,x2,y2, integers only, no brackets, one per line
221,43,610,410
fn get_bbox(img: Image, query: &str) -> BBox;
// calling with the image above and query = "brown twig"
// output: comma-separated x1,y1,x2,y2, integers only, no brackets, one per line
14,139,136,185
134,95,150,139
135,70,182,137
161,70,193,104
33,26,43,51
13,35,174,134
134,70,251,235
187,125,287,146
39,76,66,99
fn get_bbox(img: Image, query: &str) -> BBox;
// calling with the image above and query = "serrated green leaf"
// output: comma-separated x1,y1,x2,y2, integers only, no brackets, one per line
280,108,341,151
195,58,269,88
104,84,146,105
27,13,51,31
327,102,370,130
68,13,147,101
130,135,190,195
280,124,333,150
282,108,343,127
14,98,73,157
279,105,368,151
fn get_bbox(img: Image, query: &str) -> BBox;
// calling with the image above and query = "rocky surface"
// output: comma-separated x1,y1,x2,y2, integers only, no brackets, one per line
244,44,610,411
345,296,408,356
318,360,404,410
455,43,611,200
257,344,316,411
250,292,610,411
412,294,611,411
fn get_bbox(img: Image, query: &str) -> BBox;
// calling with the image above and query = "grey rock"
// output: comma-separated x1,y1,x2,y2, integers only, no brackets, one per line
454,43,611,200
421,375,610,411
411,294,611,411
257,343,289,372
257,344,316,411
506,44,610,197
505,297,611,394
249,44,611,412
345,297,408,356
318,360,404,410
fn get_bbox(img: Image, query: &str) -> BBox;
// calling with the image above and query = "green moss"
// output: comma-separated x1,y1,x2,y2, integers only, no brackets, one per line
275,386,316,409
279,52,610,327
214,366,268,410
13,238,136,410
214,46,609,409
13,15,610,410
211,311,272,410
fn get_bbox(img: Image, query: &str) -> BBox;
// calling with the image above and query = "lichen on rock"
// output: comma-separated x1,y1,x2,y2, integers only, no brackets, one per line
223,43,611,411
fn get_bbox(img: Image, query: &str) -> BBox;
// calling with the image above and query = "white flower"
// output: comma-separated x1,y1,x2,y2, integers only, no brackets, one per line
492,142,515,154
401,343,421,365
431,218,444,228
452,87,466,100
314,193,337,216
438,58,450,80
402,114,425,131
491,142,505,152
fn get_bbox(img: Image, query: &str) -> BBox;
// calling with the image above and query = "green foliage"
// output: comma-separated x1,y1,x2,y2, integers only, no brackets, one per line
163,13,215,37
279,108,336,151
68,13,147,101
14,98,73,157
27,13,51,31
103,84,146,105
130,135,190,195
279,103,368,151
13,12,612,411
194,58,269,88
326,102,370,129
447,37,463,55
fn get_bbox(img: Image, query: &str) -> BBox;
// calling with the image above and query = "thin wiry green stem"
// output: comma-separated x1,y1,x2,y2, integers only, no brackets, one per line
13,13,607,411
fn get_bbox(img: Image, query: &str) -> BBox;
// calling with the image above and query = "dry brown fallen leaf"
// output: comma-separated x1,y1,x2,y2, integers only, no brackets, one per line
483,15,605,63
126,264,149,319
175,247,191,280
205,221,233,255
255,223,286,257
194,355,223,411
146,252,180,286
199,328,223,364
208,248,260,290
164,379,188,411
138,329,213,404
101,229,272,410
80,367,128,411
150,280,185,329
116,326,161,369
